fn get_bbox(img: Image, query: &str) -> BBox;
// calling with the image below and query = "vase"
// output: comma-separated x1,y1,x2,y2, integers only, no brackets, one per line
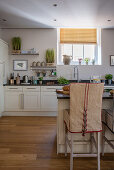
108,79,112,85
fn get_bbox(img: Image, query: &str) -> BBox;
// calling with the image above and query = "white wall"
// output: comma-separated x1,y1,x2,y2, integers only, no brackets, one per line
1,28,114,80
1,28,57,79
0,29,2,38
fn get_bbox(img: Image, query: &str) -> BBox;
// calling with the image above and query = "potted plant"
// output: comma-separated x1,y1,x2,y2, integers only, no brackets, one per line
12,37,21,54
78,58,83,65
46,49,55,66
105,74,113,85
39,77,43,85
84,58,90,65
92,59,95,65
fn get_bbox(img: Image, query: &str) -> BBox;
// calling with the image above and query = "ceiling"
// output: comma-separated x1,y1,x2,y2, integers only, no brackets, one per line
0,0,114,28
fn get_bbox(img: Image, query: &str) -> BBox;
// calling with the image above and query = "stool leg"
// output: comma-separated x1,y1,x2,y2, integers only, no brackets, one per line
97,132,100,170
102,124,105,156
70,133,73,170
64,124,67,157
90,133,94,153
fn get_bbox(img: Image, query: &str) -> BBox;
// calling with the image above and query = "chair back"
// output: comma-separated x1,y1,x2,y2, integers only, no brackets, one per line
70,83,104,135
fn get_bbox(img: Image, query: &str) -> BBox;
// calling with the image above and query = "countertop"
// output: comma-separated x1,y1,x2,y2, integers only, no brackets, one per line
57,92,113,99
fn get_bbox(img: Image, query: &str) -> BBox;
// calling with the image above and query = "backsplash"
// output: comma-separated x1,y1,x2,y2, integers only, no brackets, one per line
1,28,114,81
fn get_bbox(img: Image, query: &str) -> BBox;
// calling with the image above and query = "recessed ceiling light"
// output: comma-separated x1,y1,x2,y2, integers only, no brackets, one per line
2,19,7,22
53,19,57,22
53,4,57,7
107,19,111,22
0,18,7,22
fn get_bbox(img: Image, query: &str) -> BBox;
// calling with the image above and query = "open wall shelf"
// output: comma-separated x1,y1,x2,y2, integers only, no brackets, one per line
30,66,56,71
11,53,39,55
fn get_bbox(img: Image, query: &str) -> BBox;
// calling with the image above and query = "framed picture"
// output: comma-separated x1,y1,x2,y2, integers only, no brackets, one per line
13,60,28,71
110,55,114,66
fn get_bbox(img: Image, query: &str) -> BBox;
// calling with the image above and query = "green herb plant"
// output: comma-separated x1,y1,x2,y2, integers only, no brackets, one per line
39,77,43,81
57,77,69,85
12,37,21,51
105,74,113,80
46,49,55,63
84,58,90,64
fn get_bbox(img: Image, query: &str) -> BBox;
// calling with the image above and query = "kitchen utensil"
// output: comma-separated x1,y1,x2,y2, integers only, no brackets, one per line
23,75,29,83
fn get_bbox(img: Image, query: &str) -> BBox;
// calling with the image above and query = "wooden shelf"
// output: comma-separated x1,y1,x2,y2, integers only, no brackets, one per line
30,66,56,71
11,53,39,55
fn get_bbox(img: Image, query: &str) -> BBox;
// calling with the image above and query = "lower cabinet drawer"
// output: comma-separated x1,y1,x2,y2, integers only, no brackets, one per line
23,86,40,92
5,86,23,92
41,86,63,92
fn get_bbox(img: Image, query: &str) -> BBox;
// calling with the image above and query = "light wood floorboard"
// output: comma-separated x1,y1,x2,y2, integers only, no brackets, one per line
0,116,113,170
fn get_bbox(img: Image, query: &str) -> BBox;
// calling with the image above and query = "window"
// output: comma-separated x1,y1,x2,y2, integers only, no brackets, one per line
58,28,101,65
59,44,97,64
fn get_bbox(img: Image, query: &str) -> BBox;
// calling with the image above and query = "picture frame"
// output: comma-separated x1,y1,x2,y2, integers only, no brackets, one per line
13,60,28,71
110,55,114,66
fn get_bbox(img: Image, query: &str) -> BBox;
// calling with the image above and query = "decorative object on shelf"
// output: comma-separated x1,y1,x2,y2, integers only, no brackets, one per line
105,74,113,85
12,37,21,54
92,59,95,65
84,58,90,65
32,61,37,67
46,49,55,66
41,61,46,67
13,60,28,71
63,55,72,65
21,48,38,55
110,55,114,66
57,76,69,85
39,77,43,85
42,71,46,77
36,61,41,67
37,72,40,77
78,58,83,65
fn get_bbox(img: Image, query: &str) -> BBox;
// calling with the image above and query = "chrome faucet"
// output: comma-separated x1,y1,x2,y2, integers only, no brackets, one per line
74,66,79,82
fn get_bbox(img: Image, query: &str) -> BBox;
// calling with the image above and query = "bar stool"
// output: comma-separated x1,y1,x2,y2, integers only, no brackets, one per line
102,94,114,155
63,83,104,170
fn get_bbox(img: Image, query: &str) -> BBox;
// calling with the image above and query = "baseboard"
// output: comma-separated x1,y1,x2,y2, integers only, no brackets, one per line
2,111,57,116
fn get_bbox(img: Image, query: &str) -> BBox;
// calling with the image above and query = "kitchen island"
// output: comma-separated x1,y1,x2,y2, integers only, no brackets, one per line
57,92,114,154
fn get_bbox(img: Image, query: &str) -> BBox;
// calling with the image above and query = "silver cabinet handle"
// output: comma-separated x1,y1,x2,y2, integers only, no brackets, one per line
46,88,56,90
26,88,37,89
9,88,18,89
21,94,24,109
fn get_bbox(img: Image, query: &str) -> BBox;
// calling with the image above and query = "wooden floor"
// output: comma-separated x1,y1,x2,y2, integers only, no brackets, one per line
0,117,113,170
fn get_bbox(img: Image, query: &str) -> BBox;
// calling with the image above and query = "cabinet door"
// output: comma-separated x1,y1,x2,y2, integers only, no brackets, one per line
41,92,57,111
4,92,23,111
24,92,40,111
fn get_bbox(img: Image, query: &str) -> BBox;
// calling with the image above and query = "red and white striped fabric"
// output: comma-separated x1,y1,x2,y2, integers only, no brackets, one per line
64,83,104,136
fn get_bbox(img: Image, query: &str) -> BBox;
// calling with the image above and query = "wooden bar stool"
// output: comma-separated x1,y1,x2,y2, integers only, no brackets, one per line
63,83,104,170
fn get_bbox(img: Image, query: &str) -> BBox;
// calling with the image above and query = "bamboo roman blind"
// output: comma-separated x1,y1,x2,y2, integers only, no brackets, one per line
60,28,97,44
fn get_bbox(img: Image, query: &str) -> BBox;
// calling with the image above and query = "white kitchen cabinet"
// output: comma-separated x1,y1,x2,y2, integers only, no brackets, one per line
41,86,62,111
4,86,23,111
4,86,63,114
0,39,9,115
23,87,40,111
